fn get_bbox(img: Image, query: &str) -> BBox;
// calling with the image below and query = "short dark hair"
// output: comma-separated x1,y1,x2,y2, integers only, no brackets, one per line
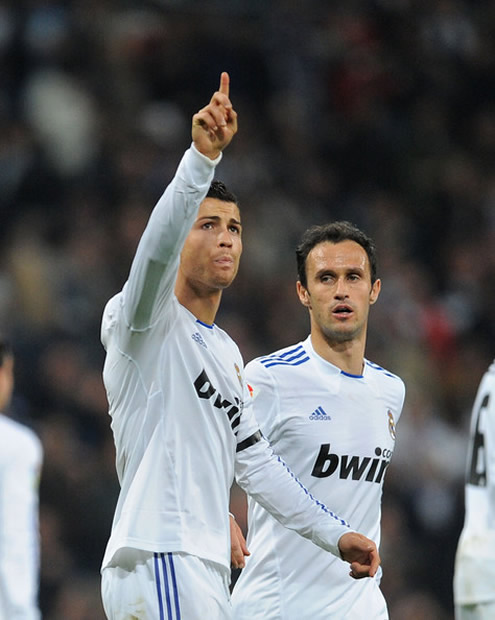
0,337,13,367
206,180,239,206
296,221,378,287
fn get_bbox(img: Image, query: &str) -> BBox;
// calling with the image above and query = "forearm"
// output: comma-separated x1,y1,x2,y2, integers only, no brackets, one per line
235,437,351,558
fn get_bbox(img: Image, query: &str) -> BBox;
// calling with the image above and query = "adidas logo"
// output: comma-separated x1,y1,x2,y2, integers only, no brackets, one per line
309,406,331,421
192,332,207,348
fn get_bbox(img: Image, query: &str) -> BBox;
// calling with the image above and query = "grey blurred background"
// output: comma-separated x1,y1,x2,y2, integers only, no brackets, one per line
1,0,494,618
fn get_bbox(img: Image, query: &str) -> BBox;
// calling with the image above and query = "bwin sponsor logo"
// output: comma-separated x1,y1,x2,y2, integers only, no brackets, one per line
194,369,242,430
311,444,392,483
309,406,331,421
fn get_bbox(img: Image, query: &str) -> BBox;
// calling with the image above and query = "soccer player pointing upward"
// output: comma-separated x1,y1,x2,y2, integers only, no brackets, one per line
100,75,380,619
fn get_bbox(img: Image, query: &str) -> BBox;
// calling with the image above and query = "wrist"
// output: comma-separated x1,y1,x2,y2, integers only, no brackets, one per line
190,142,222,165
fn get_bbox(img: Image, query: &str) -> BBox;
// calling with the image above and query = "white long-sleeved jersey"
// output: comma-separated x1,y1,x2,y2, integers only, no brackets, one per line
232,338,405,619
100,145,353,573
454,360,495,606
0,414,42,620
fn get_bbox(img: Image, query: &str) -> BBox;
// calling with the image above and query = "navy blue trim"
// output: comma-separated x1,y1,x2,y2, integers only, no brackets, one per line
260,346,310,368
166,554,180,619
154,552,181,619
160,553,181,620
196,319,214,329
262,356,310,369
275,454,349,526
340,370,364,379
161,553,173,619
260,344,303,362
365,359,397,378
154,553,165,620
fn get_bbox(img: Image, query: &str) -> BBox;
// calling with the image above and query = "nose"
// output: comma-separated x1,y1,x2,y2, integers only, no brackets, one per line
218,226,233,246
334,277,349,299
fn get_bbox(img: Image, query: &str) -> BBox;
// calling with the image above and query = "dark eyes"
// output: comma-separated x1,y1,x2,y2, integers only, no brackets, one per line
201,222,241,234
320,273,361,282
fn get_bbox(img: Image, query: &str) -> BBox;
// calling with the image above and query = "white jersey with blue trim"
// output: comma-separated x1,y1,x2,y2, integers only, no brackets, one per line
101,146,353,573
454,360,495,606
0,414,42,620
232,336,405,620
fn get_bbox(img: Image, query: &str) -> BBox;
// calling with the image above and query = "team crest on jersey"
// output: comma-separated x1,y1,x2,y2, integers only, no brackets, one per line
234,363,243,389
388,410,396,440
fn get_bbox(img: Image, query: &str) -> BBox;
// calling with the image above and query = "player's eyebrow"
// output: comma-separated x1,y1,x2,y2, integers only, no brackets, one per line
198,215,242,226
314,265,366,277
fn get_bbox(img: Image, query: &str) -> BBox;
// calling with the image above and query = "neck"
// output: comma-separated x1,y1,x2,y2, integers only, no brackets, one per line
310,329,366,376
175,280,222,325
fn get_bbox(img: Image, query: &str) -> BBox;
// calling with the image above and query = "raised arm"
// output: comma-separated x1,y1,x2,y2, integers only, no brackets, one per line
118,73,237,332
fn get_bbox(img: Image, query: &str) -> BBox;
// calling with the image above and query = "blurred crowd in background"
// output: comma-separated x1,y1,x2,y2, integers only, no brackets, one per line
1,0,494,618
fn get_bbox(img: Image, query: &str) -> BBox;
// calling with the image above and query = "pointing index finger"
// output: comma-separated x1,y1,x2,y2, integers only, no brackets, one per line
219,71,230,97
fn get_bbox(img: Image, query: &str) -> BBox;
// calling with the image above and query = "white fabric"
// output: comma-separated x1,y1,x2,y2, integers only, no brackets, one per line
455,601,495,620
454,360,495,606
100,145,353,582
0,414,42,620
232,337,405,620
102,549,231,620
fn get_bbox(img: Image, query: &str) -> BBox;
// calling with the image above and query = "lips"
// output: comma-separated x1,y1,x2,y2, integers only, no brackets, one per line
214,255,234,266
332,304,353,316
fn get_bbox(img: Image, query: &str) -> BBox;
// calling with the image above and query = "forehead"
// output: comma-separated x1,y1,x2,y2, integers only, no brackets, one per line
198,197,240,221
307,240,370,273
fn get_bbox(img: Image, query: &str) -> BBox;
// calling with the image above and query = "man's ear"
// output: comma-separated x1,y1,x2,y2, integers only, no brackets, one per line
297,281,312,309
369,278,381,305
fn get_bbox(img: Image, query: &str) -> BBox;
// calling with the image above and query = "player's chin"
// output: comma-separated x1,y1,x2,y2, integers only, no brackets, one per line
214,267,238,288
327,325,358,343
212,273,237,289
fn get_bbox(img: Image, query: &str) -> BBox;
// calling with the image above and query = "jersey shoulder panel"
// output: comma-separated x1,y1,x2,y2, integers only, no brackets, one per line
245,342,309,434
364,358,404,383
253,341,310,371
245,341,311,401
364,359,406,426
212,320,244,363
365,359,405,395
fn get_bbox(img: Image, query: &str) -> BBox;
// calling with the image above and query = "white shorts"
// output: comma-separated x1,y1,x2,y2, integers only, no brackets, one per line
101,548,232,619
455,602,495,620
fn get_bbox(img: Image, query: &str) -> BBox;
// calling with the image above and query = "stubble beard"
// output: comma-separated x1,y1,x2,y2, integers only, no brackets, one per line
322,321,362,346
